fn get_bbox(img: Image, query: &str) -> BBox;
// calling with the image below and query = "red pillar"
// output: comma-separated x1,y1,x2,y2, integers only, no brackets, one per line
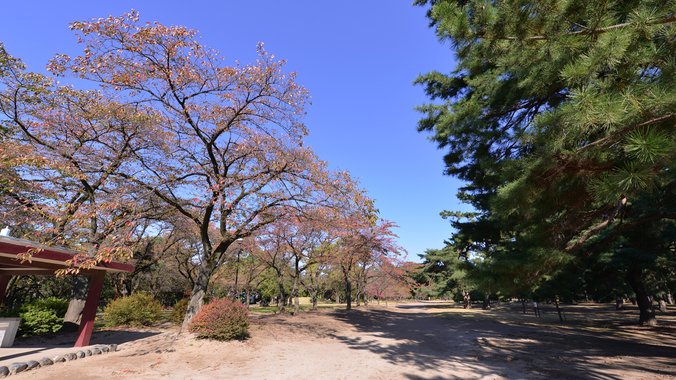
0,275,11,307
74,272,105,347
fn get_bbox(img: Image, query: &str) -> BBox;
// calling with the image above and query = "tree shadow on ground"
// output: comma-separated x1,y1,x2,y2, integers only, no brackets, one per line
326,304,676,380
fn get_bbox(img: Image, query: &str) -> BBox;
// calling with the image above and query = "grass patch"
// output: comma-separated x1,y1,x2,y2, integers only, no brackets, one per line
250,303,348,313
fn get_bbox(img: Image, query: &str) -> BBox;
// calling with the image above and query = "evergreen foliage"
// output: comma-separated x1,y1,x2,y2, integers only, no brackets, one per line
415,0,676,324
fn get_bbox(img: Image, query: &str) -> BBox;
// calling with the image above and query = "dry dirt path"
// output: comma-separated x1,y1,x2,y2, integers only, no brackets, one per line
11,303,676,380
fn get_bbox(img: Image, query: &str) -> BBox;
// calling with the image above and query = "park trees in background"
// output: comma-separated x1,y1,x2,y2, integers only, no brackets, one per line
332,217,403,310
366,258,417,306
415,0,676,325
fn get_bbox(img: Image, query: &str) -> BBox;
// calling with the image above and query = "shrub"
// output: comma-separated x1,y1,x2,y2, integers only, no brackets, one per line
2,297,70,337
189,298,249,340
103,293,162,327
20,309,63,336
171,298,189,324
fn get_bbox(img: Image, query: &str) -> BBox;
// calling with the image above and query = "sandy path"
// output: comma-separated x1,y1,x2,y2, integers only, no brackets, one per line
11,303,676,379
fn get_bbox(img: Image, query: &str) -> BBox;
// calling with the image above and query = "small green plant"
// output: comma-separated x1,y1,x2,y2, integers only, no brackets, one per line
20,309,63,336
189,298,249,340
171,298,189,324
103,293,162,327
2,297,70,337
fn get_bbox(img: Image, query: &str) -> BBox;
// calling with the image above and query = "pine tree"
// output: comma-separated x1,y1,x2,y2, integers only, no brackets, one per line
415,0,676,325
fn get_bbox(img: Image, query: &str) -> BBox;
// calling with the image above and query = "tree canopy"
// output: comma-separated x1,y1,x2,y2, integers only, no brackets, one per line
415,0,676,325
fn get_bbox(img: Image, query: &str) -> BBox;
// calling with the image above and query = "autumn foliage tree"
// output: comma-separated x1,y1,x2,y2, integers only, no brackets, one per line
332,217,403,311
46,11,373,324
0,43,164,326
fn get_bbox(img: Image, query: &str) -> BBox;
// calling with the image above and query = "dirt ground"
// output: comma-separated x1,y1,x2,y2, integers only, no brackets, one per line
10,302,676,380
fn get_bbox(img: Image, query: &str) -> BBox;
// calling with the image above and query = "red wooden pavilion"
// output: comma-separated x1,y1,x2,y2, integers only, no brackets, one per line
0,235,134,347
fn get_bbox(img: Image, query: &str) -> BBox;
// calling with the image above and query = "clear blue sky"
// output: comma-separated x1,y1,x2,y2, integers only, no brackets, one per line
1,1,473,262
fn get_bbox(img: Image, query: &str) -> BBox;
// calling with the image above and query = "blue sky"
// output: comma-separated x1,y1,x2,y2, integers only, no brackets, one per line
1,1,472,261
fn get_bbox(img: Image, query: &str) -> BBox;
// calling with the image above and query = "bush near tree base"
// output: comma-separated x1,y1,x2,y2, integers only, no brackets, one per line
189,298,249,340
1,297,70,337
171,298,189,324
103,293,163,327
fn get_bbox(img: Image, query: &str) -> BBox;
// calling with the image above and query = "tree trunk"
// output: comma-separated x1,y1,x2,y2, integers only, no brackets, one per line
554,296,564,322
615,298,624,310
658,298,667,313
482,293,491,310
356,291,361,307
345,280,352,311
291,275,300,315
277,278,287,314
463,290,471,309
521,299,527,314
62,275,90,332
182,262,213,327
667,293,674,305
311,288,318,311
625,269,657,326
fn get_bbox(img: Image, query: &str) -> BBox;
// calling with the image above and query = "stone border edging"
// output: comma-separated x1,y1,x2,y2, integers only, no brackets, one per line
0,344,117,377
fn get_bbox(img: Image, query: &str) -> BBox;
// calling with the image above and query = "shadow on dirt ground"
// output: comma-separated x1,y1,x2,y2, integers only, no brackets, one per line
326,304,676,380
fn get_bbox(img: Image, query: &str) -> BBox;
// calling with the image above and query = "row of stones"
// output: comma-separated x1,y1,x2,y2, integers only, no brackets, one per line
0,344,118,378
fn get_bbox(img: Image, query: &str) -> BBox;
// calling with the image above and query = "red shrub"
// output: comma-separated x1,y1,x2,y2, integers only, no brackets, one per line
188,298,249,340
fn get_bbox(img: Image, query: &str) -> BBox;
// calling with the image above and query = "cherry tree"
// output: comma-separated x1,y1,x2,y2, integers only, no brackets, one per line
46,11,375,323
0,44,164,326
332,216,403,311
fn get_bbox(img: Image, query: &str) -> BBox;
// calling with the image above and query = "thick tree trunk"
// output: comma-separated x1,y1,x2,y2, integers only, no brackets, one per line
62,275,91,332
182,262,213,327
616,298,624,310
625,269,657,326
356,291,361,307
482,293,491,310
667,293,674,305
